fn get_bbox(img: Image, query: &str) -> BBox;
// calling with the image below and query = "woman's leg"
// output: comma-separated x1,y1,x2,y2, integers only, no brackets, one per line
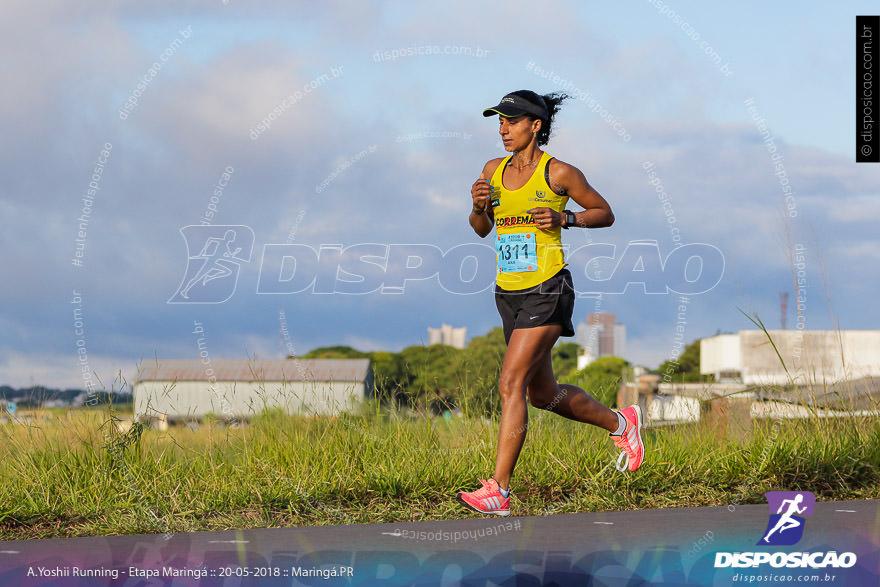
525,353,619,430
526,353,644,472
492,324,563,490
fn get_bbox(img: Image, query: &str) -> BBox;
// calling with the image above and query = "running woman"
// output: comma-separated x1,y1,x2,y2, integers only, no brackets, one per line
456,90,644,517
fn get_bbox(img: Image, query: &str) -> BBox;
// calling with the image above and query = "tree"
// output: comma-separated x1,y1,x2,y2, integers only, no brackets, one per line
301,345,369,359
454,327,506,416
383,328,507,416
562,356,630,408
397,344,465,412
551,342,581,379
300,328,596,417
657,339,711,382
368,351,406,403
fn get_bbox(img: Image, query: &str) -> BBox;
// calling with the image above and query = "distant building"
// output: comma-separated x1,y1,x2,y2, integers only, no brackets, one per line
134,358,372,422
701,330,880,385
428,324,467,349
576,348,596,371
577,313,626,366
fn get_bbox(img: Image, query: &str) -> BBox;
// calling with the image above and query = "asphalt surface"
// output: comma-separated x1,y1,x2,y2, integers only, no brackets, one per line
1,499,878,585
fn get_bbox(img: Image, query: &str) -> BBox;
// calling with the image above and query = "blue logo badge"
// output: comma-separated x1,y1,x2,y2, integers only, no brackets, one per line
758,491,815,546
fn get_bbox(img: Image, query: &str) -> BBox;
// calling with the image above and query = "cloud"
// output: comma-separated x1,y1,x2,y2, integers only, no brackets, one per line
1,3,877,388
0,347,138,392
823,194,880,224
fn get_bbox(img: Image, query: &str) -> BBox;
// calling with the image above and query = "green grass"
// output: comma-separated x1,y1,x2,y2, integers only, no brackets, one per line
1,404,878,540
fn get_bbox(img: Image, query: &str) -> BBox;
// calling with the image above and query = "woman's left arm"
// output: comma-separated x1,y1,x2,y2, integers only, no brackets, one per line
535,159,614,229
554,159,613,228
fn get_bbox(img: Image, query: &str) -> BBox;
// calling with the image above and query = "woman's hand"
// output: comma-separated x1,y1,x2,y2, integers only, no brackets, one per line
528,207,562,229
471,173,492,214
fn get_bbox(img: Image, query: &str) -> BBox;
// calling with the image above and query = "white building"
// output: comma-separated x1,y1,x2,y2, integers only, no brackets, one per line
428,324,467,349
701,330,880,385
576,348,596,371
613,324,626,357
134,358,372,422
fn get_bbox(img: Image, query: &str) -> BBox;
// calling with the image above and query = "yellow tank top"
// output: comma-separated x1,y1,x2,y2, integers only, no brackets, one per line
490,152,569,291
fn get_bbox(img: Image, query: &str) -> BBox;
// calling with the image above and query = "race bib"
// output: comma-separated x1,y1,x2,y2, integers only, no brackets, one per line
496,232,537,273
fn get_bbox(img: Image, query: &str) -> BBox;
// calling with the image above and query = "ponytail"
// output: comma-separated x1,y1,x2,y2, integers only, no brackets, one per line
535,92,568,146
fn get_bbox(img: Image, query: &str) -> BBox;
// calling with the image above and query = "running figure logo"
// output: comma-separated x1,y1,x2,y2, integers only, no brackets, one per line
757,491,816,546
168,225,254,304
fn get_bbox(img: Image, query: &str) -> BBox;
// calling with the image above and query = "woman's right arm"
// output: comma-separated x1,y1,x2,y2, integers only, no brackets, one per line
469,159,502,238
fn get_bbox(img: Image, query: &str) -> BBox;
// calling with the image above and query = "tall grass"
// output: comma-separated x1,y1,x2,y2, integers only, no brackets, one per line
1,402,878,540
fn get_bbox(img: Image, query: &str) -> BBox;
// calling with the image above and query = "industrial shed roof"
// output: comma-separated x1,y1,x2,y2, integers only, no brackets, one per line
136,358,370,383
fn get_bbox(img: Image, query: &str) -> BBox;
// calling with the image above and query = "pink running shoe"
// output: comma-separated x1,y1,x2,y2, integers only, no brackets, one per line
456,479,510,516
612,405,645,472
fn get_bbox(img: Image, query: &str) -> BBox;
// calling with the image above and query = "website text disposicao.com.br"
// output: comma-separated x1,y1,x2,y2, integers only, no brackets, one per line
372,44,489,62
731,571,840,583
717,550,855,583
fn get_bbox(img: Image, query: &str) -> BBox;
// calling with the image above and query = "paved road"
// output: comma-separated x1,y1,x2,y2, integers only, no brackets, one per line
1,499,877,585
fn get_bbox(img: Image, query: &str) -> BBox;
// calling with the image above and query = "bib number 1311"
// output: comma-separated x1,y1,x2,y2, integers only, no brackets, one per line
496,233,537,273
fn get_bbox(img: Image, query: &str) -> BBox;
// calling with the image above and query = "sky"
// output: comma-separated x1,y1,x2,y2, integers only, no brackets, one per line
2,1,878,390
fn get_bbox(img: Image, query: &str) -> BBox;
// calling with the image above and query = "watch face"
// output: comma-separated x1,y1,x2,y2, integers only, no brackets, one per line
566,211,575,226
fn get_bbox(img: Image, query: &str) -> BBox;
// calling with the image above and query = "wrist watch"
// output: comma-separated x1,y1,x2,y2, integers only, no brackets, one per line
563,210,576,229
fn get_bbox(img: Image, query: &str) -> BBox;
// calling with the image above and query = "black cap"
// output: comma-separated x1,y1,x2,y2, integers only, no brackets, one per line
483,91,549,120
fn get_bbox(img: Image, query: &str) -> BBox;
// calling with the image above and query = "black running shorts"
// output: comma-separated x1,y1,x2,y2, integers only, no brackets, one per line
495,268,576,344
